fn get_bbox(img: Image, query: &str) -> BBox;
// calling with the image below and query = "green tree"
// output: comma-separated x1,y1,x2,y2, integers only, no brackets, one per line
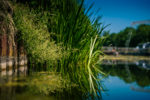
104,25,150,47
130,24,150,47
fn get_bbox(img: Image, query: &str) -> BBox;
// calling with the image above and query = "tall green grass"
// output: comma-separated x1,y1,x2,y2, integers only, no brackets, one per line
49,0,106,96
13,0,106,98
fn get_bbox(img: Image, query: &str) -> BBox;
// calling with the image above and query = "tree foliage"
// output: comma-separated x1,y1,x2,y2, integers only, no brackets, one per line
103,24,150,47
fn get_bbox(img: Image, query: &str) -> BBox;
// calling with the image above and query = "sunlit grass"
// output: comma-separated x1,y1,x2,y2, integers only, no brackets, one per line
102,55,150,61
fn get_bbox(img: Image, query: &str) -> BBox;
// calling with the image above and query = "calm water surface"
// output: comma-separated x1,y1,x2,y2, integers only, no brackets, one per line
101,60,150,100
0,60,150,100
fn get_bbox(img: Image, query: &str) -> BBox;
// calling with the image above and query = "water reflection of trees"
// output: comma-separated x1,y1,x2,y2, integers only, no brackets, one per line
100,64,150,87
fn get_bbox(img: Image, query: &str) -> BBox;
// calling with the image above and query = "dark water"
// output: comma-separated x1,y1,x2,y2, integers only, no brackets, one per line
0,60,150,100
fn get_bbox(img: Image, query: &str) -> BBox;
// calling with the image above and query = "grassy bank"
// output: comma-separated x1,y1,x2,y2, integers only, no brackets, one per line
102,55,150,61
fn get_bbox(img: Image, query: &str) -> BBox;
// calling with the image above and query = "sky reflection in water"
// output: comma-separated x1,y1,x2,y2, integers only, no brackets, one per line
101,61,150,100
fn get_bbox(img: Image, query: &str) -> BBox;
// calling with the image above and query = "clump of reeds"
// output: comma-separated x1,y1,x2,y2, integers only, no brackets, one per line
13,0,107,98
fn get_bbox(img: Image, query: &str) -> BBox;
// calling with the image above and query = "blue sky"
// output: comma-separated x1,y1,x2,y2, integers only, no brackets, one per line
84,0,150,33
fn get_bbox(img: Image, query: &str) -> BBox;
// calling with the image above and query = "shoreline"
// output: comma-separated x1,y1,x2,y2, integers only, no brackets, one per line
102,55,150,61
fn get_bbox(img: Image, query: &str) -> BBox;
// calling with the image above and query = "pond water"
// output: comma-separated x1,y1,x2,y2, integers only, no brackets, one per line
101,61,150,100
0,60,150,100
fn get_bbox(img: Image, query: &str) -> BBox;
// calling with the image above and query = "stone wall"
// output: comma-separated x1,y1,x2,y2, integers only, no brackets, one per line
0,0,27,71
0,0,16,57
